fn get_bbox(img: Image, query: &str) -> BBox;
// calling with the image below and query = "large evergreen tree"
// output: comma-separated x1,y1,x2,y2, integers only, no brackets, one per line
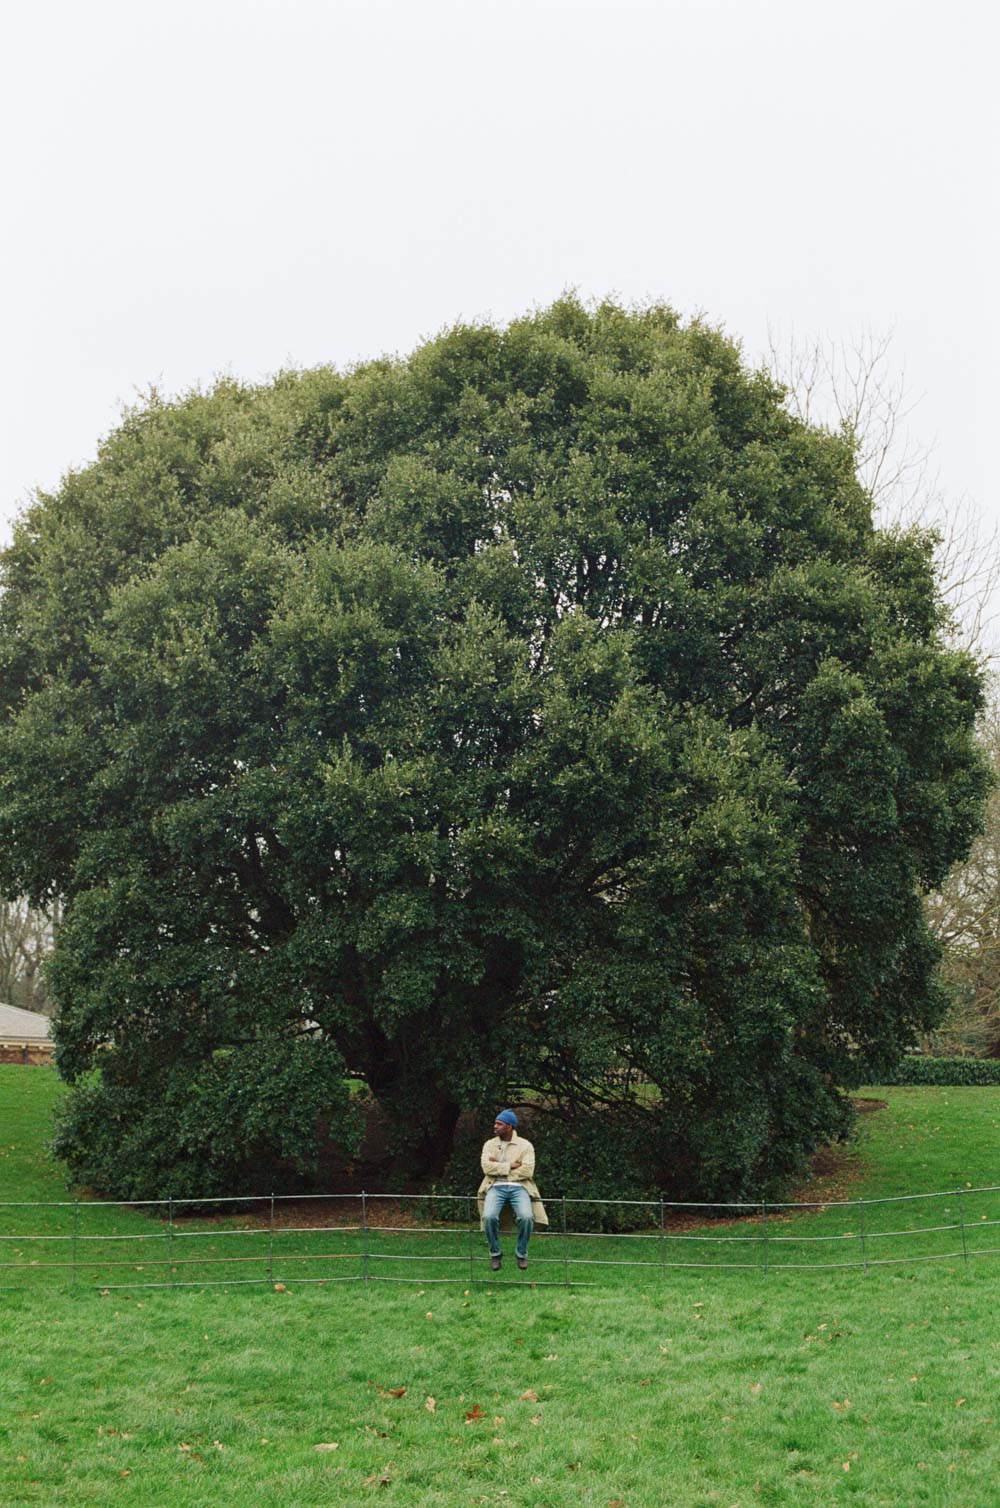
0,299,987,1198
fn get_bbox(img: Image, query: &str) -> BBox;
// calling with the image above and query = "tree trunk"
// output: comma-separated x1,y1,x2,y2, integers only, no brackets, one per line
340,1019,463,1186
405,1091,462,1186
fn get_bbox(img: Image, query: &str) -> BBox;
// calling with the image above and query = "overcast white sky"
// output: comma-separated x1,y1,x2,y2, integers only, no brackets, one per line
2,0,996,552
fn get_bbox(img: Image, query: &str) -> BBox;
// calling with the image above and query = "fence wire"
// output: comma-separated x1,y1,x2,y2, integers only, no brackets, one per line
1,1186,998,1292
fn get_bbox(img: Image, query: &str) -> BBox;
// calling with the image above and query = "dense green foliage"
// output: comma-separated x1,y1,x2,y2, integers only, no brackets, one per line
0,299,988,1198
49,1040,359,1199
879,1056,1000,1086
444,1109,670,1230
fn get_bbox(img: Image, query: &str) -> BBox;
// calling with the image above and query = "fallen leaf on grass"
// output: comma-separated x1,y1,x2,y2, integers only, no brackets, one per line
464,1405,486,1423
530,1413,543,1425
362,1466,392,1487
520,1390,538,1402
314,1443,340,1452
425,1311,433,1319
749,1383,762,1394
956,1398,967,1407
544,1354,557,1361
639,1378,651,1387
378,1386,407,1398
831,1399,851,1411
425,1397,436,1412
273,1283,287,1292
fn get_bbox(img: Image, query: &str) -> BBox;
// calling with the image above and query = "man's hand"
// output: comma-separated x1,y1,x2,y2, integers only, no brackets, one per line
510,1159,522,1171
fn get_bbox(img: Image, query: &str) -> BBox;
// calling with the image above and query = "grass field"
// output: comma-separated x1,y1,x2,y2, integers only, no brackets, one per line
2,1067,999,1505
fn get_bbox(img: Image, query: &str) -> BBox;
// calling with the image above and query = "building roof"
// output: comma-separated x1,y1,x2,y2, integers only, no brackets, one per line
0,1002,52,1041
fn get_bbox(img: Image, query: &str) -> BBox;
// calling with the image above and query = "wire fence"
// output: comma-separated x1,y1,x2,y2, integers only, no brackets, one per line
1,1185,999,1292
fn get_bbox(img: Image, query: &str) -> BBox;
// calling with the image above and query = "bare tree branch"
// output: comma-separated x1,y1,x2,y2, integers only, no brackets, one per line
766,324,999,660
923,682,1000,1056
0,897,59,1015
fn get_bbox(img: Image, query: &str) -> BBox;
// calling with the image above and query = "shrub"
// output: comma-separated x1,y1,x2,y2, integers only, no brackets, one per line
877,1056,1000,1086
51,1039,362,1200
441,1108,666,1231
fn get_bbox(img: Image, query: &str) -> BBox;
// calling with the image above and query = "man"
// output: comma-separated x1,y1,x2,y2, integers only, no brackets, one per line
478,1109,547,1271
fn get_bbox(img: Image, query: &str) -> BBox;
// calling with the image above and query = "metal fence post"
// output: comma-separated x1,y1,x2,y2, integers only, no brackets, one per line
561,1196,570,1288
267,1193,275,1284
659,1197,666,1277
168,1196,175,1288
957,1190,969,1266
72,1199,79,1287
361,1191,369,1284
467,1194,475,1286
857,1199,868,1273
760,1200,769,1275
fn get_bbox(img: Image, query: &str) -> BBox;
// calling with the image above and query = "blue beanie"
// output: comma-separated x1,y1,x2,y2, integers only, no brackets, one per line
496,1109,518,1128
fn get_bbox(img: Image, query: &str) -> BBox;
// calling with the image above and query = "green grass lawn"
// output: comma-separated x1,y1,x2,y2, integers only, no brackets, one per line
2,1067,999,1505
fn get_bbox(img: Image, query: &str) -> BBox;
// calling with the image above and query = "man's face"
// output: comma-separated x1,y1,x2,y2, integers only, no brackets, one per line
494,1118,513,1141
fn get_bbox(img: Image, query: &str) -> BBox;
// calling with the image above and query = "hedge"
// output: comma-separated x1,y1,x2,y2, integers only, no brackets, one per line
877,1057,1000,1087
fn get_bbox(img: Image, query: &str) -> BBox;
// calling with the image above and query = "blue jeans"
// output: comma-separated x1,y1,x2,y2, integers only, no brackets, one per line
483,1183,534,1259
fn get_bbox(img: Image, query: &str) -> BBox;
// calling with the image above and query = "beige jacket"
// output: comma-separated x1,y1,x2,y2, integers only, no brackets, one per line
477,1132,549,1228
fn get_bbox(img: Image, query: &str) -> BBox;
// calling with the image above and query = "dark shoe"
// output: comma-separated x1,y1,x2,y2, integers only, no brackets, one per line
490,1254,502,1271
516,1255,528,1270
